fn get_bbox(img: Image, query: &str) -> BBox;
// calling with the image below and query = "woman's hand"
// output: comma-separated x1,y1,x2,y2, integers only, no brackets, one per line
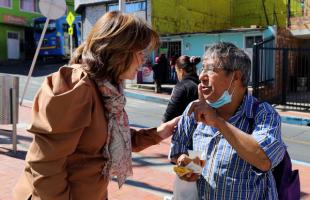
157,116,180,139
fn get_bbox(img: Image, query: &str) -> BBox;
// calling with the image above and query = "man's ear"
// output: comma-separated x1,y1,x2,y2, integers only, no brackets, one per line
234,70,243,86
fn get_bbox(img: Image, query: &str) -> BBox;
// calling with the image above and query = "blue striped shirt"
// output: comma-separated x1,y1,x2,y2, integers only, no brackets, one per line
170,95,286,200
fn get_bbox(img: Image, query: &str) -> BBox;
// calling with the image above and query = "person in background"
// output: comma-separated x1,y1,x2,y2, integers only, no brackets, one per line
139,59,152,83
13,11,179,200
169,55,177,84
162,55,201,122
152,56,163,93
170,42,285,199
159,53,170,84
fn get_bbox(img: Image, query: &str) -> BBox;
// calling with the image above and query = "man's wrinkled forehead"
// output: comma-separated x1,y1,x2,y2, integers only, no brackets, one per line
202,56,222,67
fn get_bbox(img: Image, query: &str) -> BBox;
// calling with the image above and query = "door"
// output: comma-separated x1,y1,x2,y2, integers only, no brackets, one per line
24,27,35,59
244,35,263,83
7,32,20,59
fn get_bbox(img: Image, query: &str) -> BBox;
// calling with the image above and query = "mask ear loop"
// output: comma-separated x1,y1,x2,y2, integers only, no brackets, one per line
230,85,236,96
227,72,236,96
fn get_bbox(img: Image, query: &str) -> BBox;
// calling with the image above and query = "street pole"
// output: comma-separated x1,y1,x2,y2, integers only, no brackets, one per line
119,0,125,12
287,0,291,28
70,33,73,57
20,18,50,106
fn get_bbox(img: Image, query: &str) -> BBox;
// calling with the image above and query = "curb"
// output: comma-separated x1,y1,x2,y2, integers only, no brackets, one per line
23,90,310,127
280,116,310,126
124,90,310,127
124,90,170,105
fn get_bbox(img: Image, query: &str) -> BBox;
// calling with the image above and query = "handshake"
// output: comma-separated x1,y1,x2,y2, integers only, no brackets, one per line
173,151,205,181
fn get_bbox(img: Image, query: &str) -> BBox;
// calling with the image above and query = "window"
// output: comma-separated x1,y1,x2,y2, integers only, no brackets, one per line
20,0,39,12
160,41,181,59
107,4,118,11
34,20,56,34
0,0,11,8
8,32,18,39
126,1,146,12
245,36,263,48
107,0,146,13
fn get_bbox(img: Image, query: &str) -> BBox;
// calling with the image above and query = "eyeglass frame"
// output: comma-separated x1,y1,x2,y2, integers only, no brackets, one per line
199,60,235,75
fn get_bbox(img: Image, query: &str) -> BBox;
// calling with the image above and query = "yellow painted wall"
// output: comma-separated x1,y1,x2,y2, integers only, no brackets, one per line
151,0,231,34
151,0,303,34
232,0,302,28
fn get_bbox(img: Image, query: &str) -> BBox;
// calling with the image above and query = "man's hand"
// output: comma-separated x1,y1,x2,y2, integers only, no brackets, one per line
176,154,201,182
188,84,220,127
157,116,180,139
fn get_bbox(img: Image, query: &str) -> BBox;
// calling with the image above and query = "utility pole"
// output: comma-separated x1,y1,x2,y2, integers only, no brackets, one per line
287,0,291,27
119,0,125,12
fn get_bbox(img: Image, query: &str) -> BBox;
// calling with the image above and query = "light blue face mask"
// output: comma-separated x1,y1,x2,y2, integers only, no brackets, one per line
207,73,235,108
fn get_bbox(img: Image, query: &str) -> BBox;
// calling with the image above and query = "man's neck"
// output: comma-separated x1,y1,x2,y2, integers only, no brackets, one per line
217,88,246,120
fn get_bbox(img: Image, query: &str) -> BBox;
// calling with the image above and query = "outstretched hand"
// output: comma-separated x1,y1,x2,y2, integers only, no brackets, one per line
187,84,219,127
157,116,180,139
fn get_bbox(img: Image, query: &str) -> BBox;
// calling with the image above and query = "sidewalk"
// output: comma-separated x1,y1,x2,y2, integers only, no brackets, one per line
1,89,310,200
0,100,175,200
125,83,310,125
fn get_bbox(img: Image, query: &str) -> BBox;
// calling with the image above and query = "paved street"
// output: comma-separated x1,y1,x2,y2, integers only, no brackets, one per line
2,61,310,163
1,97,310,200
1,61,310,199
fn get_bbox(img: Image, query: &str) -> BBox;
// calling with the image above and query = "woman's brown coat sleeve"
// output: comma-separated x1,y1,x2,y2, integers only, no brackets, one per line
130,128,163,152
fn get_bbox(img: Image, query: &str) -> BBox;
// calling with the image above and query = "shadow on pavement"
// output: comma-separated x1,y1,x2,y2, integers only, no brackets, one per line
0,147,27,160
113,178,173,195
0,129,33,143
133,153,169,160
132,156,172,168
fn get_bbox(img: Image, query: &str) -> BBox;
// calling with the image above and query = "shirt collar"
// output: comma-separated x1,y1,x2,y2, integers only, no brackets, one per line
229,95,257,123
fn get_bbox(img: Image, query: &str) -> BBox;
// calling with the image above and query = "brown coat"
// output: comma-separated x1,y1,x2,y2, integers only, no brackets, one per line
13,66,163,200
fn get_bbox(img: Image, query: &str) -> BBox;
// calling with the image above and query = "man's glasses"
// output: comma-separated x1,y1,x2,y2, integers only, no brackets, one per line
199,61,224,75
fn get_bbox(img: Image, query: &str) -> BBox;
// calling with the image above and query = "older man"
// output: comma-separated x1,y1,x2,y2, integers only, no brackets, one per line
170,42,286,200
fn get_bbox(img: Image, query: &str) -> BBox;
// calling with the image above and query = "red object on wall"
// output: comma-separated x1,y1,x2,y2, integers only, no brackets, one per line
3,15,27,26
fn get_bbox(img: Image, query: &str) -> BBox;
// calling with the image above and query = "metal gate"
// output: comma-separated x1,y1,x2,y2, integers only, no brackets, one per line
252,38,310,110
0,75,19,152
